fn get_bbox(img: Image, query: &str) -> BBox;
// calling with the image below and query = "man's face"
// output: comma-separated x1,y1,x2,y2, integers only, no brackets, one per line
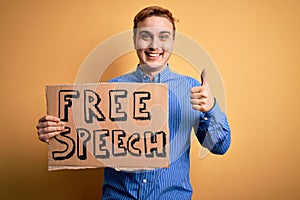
134,16,174,73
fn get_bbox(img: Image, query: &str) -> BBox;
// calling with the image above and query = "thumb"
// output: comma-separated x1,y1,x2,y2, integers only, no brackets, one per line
200,68,208,86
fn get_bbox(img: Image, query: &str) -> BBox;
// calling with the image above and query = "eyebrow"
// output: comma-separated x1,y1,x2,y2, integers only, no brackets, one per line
159,31,171,35
138,30,152,35
138,30,172,35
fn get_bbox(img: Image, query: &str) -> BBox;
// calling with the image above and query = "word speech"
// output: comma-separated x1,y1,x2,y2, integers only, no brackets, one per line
46,83,169,170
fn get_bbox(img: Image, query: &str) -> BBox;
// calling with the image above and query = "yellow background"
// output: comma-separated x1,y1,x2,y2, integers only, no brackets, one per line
1,0,299,199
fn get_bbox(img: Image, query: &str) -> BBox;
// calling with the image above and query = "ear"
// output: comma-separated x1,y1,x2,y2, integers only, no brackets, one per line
133,35,137,49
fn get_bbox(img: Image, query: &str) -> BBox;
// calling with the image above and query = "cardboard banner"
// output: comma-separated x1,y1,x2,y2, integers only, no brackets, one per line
46,83,169,171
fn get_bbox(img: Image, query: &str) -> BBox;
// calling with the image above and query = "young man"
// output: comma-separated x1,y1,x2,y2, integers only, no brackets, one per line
37,6,231,199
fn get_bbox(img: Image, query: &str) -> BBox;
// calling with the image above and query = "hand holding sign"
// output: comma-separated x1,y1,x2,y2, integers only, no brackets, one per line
36,115,65,143
190,68,215,112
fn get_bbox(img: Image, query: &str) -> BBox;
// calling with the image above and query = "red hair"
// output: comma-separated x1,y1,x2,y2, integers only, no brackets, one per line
133,6,176,32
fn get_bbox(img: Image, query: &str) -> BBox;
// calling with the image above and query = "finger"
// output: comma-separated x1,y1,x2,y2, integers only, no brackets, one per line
38,126,65,135
192,104,202,111
191,102,212,112
38,131,61,143
36,121,65,129
190,99,200,105
200,68,208,86
190,86,204,94
38,115,60,123
190,93,206,100
190,98,209,106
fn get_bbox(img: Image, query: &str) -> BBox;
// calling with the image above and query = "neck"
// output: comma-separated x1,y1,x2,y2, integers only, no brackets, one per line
139,64,167,81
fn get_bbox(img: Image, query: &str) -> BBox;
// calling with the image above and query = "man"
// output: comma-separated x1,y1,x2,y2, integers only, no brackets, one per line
36,6,231,199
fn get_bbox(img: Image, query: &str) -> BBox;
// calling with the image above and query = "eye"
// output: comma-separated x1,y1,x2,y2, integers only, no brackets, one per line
159,34,170,41
140,33,151,41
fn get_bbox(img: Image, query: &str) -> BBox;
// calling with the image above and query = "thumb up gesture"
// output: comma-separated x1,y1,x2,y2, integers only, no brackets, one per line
190,69,215,112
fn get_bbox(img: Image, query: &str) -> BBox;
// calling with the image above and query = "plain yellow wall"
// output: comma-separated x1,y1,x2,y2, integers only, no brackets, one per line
1,0,299,199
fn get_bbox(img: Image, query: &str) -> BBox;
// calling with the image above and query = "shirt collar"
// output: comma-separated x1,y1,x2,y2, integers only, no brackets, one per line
136,65,171,83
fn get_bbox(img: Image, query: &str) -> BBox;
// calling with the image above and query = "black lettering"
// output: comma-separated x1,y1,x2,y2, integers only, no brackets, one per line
109,90,128,121
52,127,75,160
93,129,109,159
127,133,141,157
58,90,80,122
133,91,151,120
84,90,106,123
112,130,127,157
144,131,166,158
76,128,91,160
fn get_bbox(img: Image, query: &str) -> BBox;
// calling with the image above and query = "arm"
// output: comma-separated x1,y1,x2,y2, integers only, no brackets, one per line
190,69,231,154
196,100,231,155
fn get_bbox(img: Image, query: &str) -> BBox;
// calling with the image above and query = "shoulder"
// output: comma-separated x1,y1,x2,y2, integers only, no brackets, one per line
168,70,201,87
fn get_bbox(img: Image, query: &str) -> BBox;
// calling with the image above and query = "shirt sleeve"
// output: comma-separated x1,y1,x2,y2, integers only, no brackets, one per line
195,99,231,155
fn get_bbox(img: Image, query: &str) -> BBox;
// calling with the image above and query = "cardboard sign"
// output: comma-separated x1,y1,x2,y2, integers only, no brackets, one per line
46,83,169,171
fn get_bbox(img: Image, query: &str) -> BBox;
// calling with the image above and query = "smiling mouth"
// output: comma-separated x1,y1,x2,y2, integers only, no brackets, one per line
145,51,163,58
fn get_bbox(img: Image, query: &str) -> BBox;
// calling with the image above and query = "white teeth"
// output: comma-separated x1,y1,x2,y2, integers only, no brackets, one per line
148,53,160,57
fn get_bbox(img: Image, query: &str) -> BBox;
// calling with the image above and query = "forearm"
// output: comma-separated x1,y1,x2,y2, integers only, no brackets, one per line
196,100,231,155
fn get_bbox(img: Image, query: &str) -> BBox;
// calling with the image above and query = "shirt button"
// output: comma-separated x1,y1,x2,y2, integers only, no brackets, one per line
142,179,147,183
204,117,208,120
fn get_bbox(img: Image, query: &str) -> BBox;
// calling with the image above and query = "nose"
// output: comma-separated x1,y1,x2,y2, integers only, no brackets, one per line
149,37,161,50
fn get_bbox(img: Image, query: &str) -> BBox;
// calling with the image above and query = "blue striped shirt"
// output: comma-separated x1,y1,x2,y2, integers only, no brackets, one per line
101,66,231,200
